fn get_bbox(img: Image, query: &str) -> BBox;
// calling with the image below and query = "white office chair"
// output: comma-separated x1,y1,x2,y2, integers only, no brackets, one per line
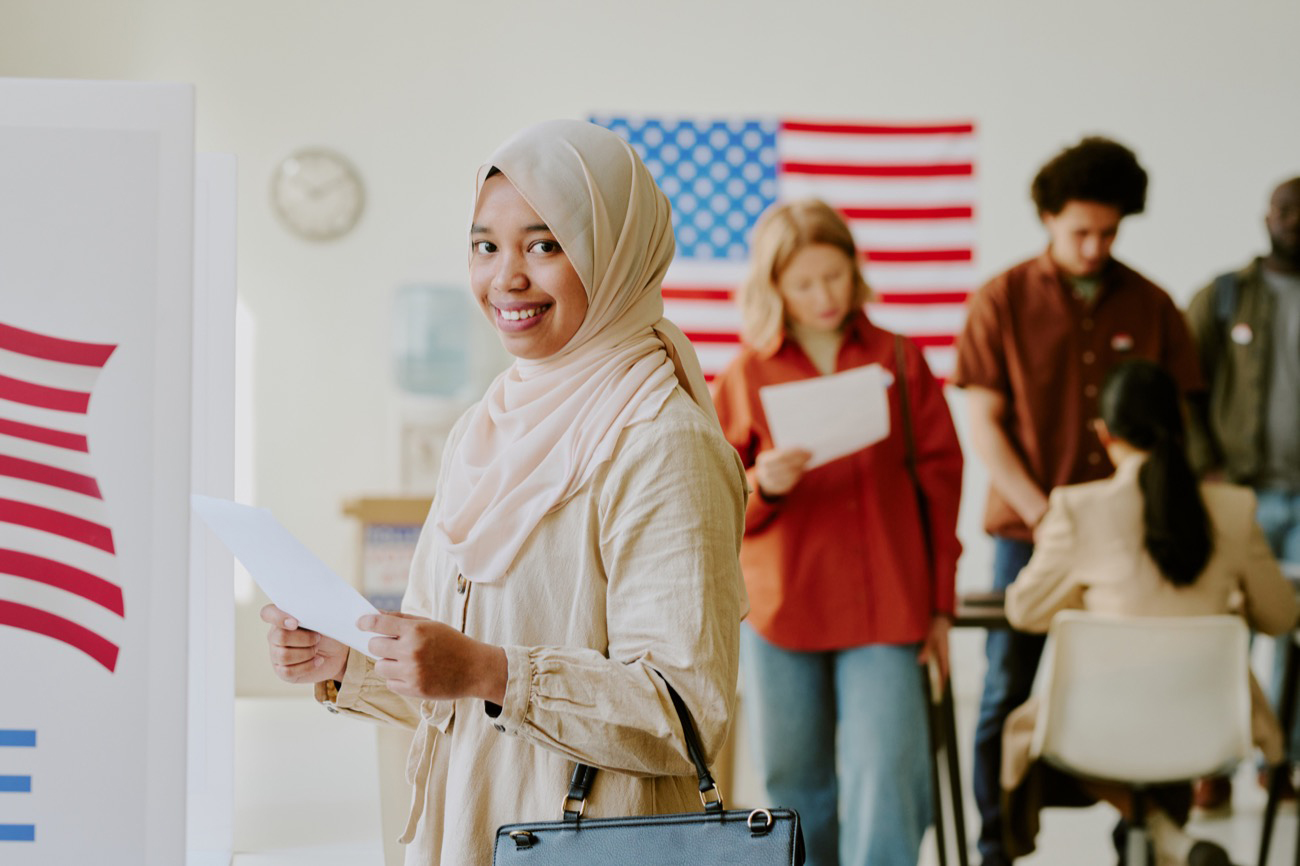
1030,612,1253,866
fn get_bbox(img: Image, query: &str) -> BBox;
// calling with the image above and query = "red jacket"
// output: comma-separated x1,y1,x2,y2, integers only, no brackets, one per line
711,312,963,650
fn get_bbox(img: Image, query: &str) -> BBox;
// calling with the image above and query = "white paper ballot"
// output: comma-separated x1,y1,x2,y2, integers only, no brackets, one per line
758,364,892,468
192,495,382,658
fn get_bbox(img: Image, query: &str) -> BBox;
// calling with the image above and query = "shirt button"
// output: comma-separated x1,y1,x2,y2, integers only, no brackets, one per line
1088,452,1102,465
456,575,467,594
1082,350,1096,364
1084,384,1098,398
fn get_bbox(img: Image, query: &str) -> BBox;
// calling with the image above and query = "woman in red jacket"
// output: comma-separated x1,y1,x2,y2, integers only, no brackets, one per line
712,199,963,866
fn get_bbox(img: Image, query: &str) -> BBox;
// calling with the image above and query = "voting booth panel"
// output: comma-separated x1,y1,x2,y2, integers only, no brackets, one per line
0,79,195,865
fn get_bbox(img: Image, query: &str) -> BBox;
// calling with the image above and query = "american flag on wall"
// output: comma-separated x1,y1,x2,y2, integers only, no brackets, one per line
0,322,122,672
591,115,977,380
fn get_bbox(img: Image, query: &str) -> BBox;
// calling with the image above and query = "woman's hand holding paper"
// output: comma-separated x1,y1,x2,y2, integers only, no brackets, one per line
262,604,350,684
754,447,812,497
361,612,508,705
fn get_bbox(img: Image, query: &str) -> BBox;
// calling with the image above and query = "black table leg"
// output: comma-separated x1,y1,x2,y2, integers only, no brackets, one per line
1258,632,1300,866
923,666,950,866
941,673,971,866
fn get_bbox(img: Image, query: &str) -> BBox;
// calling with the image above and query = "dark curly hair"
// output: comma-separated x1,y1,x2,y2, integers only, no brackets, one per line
1031,136,1148,217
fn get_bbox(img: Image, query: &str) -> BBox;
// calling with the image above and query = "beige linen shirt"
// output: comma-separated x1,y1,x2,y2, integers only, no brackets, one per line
316,388,748,866
1001,454,1298,791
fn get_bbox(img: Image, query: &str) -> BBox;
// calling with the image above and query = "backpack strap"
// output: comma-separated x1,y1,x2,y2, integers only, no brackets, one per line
1212,271,1240,327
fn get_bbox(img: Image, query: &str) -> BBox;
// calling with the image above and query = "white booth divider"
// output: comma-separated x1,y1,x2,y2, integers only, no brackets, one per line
188,153,238,866
0,78,198,865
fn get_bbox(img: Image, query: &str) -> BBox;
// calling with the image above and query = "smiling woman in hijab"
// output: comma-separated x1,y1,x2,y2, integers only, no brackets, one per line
260,119,749,866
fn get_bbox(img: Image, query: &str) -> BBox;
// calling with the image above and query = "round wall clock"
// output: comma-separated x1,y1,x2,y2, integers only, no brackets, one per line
270,147,366,241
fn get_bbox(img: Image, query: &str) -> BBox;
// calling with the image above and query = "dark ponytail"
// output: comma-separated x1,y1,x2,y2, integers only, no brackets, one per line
1098,361,1212,586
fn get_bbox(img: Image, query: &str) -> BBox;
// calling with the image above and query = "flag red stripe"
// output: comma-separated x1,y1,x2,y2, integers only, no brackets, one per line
0,549,123,616
840,206,974,220
780,120,975,136
907,334,958,348
781,161,973,178
0,599,118,671
0,498,114,553
864,249,972,263
0,418,88,452
0,455,102,498
874,291,971,305
683,331,741,344
663,287,735,302
0,323,116,367
0,374,90,413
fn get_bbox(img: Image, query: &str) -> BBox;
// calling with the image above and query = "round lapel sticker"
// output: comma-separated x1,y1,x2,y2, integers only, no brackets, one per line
1110,332,1134,352
1231,323,1254,346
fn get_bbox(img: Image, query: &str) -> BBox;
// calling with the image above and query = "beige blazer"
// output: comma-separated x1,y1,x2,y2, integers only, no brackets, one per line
316,389,748,866
1002,453,1298,791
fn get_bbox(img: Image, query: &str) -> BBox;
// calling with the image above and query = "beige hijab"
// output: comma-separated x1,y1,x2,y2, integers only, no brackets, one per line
433,119,717,584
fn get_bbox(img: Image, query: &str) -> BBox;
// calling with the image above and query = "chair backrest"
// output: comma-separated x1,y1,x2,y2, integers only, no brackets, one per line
1030,611,1253,784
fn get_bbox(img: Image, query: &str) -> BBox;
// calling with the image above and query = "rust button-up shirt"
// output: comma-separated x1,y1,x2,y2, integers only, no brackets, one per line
711,312,963,651
953,251,1203,541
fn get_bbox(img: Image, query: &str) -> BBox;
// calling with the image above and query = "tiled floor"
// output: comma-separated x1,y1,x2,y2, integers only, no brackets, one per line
232,634,1300,865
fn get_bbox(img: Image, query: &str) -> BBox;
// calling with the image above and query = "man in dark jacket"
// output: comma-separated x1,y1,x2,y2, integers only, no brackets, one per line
1186,175,1300,809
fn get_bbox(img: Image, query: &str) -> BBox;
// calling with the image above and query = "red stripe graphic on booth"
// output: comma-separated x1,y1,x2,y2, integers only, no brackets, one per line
0,323,117,367
0,455,102,498
0,417,89,452
0,319,122,675
0,549,124,616
0,599,119,671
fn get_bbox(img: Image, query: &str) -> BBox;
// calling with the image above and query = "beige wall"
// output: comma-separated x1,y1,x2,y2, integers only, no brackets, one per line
4,0,1299,695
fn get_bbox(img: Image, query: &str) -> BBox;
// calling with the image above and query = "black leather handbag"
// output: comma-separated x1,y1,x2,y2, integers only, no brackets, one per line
493,681,805,865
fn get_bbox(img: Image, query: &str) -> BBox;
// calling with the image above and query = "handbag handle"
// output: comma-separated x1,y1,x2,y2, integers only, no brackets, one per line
562,676,724,821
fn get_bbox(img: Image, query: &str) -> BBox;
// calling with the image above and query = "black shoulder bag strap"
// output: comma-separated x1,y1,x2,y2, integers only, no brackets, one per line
894,334,934,577
1212,270,1239,328
562,676,724,821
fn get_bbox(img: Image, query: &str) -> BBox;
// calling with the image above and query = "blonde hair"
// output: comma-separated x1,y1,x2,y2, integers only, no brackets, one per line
738,199,871,348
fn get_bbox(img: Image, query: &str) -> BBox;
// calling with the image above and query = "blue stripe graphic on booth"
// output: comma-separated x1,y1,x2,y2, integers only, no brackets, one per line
1,729,36,842
0,731,35,748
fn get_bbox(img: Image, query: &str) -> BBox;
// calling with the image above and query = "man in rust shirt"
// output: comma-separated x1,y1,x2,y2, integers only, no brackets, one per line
954,136,1202,866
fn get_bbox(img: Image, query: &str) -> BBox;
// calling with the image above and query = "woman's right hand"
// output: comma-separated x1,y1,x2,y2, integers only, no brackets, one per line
754,447,812,498
261,604,349,684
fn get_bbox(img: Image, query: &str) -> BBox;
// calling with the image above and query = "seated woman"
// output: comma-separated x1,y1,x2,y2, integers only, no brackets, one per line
1000,359,1297,866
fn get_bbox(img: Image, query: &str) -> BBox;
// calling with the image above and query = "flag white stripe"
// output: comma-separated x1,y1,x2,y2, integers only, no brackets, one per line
0,523,118,582
0,572,124,644
663,259,747,287
778,176,976,206
663,300,744,331
867,304,968,334
0,396,92,432
695,344,743,372
849,222,976,249
863,264,977,289
0,346,103,395
920,346,957,379
0,475,111,525
779,131,977,164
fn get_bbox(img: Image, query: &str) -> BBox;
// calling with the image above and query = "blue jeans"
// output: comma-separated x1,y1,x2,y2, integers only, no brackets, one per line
1258,490,1300,758
972,538,1041,865
741,625,932,866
